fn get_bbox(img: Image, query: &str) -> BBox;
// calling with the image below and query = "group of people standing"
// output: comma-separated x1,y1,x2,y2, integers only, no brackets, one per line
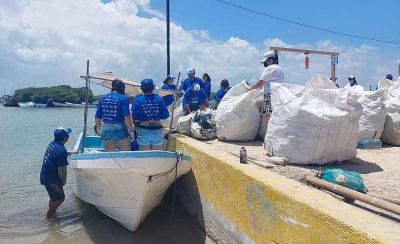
94,67,234,152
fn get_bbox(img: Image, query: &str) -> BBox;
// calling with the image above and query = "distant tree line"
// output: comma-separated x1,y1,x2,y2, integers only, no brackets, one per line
11,85,94,104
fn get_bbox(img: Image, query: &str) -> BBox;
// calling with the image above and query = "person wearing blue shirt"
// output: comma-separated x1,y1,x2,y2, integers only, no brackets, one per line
132,79,170,150
213,79,230,110
179,67,204,95
183,84,209,114
202,73,212,99
161,75,177,107
95,79,134,151
40,127,75,219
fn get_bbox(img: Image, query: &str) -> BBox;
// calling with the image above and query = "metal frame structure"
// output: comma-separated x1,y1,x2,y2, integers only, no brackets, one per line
270,46,339,82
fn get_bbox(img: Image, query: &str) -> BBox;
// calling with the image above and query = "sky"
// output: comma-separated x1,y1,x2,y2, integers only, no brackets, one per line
0,0,399,95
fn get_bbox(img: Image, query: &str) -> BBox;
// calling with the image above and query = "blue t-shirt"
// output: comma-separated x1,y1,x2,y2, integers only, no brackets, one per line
40,141,68,185
95,92,130,123
132,93,170,122
203,81,211,99
215,87,230,103
183,88,207,111
179,77,204,93
161,84,177,107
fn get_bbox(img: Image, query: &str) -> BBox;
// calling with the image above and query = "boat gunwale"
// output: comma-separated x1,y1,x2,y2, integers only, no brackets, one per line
71,133,191,161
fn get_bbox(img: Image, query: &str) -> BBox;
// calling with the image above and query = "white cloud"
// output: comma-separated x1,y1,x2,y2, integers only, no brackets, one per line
0,0,397,95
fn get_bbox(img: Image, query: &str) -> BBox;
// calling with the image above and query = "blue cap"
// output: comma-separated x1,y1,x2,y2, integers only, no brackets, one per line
165,75,176,80
141,79,155,89
54,127,72,140
187,68,195,75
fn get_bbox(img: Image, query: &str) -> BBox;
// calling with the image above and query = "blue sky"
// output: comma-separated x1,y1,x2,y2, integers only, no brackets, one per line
1,0,399,93
143,0,400,48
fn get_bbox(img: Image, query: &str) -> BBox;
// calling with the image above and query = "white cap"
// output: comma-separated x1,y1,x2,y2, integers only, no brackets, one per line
193,84,201,91
261,51,276,63
187,67,195,75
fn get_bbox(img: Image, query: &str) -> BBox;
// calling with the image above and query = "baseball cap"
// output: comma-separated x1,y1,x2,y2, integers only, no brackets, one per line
187,67,195,75
165,75,176,80
260,51,276,63
193,84,201,91
54,127,72,140
141,79,155,89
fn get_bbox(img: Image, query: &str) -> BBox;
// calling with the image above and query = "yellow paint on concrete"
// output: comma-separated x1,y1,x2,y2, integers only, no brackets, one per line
175,136,400,243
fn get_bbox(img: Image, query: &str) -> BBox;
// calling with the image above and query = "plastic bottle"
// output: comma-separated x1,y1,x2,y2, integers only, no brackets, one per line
357,139,382,149
240,147,247,164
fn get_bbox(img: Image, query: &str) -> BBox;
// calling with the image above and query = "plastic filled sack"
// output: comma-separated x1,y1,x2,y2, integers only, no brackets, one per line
162,98,183,129
381,82,400,145
215,81,263,141
358,89,386,139
176,113,194,136
264,75,363,165
191,110,217,140
320,168,368,192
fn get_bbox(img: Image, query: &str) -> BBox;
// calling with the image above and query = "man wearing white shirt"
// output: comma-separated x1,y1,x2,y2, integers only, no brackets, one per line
249,51,284,123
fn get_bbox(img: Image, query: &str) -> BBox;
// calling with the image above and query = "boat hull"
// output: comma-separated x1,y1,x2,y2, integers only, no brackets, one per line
71,151,191,231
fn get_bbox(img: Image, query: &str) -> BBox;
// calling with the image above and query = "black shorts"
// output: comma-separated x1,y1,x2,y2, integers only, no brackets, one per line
45,183,65,200
262,92,272,116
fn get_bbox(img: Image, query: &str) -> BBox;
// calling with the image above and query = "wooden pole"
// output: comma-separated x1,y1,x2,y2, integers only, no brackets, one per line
165,72,181,151
331,62,336,82
81,60,90,153
305,176,400,216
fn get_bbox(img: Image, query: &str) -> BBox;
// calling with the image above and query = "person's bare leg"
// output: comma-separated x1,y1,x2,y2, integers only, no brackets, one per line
104,140,115,151
139,145,151,151
263,115,270,125
47,198,64,219
116,138,130,151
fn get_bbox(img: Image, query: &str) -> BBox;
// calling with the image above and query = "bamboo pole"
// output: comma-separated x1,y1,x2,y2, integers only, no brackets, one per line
81,60,90,153
305,175,400,216
165,72,181,151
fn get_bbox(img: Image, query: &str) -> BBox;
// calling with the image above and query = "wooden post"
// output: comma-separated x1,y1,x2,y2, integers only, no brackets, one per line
331,62,336,83
81,60,90,153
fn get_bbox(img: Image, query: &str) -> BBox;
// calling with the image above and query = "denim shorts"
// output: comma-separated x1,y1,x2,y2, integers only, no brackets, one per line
137,128,164,146
101,123,129,141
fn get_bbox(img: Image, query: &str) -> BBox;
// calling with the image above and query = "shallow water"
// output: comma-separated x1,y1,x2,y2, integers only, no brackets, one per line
0,107,204,244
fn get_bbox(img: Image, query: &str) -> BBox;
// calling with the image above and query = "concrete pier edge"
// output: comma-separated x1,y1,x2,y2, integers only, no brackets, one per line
173,136,400,243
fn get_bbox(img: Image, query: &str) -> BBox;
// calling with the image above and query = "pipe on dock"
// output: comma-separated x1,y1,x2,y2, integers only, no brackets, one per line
305,175,400,216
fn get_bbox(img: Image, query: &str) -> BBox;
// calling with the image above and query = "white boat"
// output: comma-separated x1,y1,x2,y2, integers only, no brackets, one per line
70,134,192,231
18,102,35,108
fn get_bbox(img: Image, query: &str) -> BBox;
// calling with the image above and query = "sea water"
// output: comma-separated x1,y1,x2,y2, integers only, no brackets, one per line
0,107,203,244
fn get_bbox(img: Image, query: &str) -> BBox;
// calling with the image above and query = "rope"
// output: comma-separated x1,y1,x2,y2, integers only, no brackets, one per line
170,153,182,224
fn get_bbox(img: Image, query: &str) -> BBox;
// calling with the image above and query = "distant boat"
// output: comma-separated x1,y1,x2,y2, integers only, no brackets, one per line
18,102,47,108
18,102,35,108
1,95,17,107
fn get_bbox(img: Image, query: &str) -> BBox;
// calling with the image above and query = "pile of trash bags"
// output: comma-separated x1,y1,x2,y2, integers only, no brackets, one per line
176,109,217,140
264,75,363,165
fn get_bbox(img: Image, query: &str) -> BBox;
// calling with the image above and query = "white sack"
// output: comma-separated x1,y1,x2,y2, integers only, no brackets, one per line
215,81,263,141
377,78,393,90
162,98,183,129
358,90,386,139
381,82,400,145
257,83,304,139
176,113,194,136
264,75,363,165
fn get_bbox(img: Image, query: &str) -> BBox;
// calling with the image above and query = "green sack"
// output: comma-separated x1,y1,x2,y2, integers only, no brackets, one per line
320,168,368,193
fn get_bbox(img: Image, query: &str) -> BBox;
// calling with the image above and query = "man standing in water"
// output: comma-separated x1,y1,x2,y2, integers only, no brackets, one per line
40,127,74,219
249,51,284,124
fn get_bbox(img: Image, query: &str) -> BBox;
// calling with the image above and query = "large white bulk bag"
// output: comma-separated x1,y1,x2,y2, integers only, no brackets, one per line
377,78,393,90
264,76,363,165
381,82,400,145
358,90,386,139
162,98,183,129
257,83,305,139
215,81,263,141
176,113,194,136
